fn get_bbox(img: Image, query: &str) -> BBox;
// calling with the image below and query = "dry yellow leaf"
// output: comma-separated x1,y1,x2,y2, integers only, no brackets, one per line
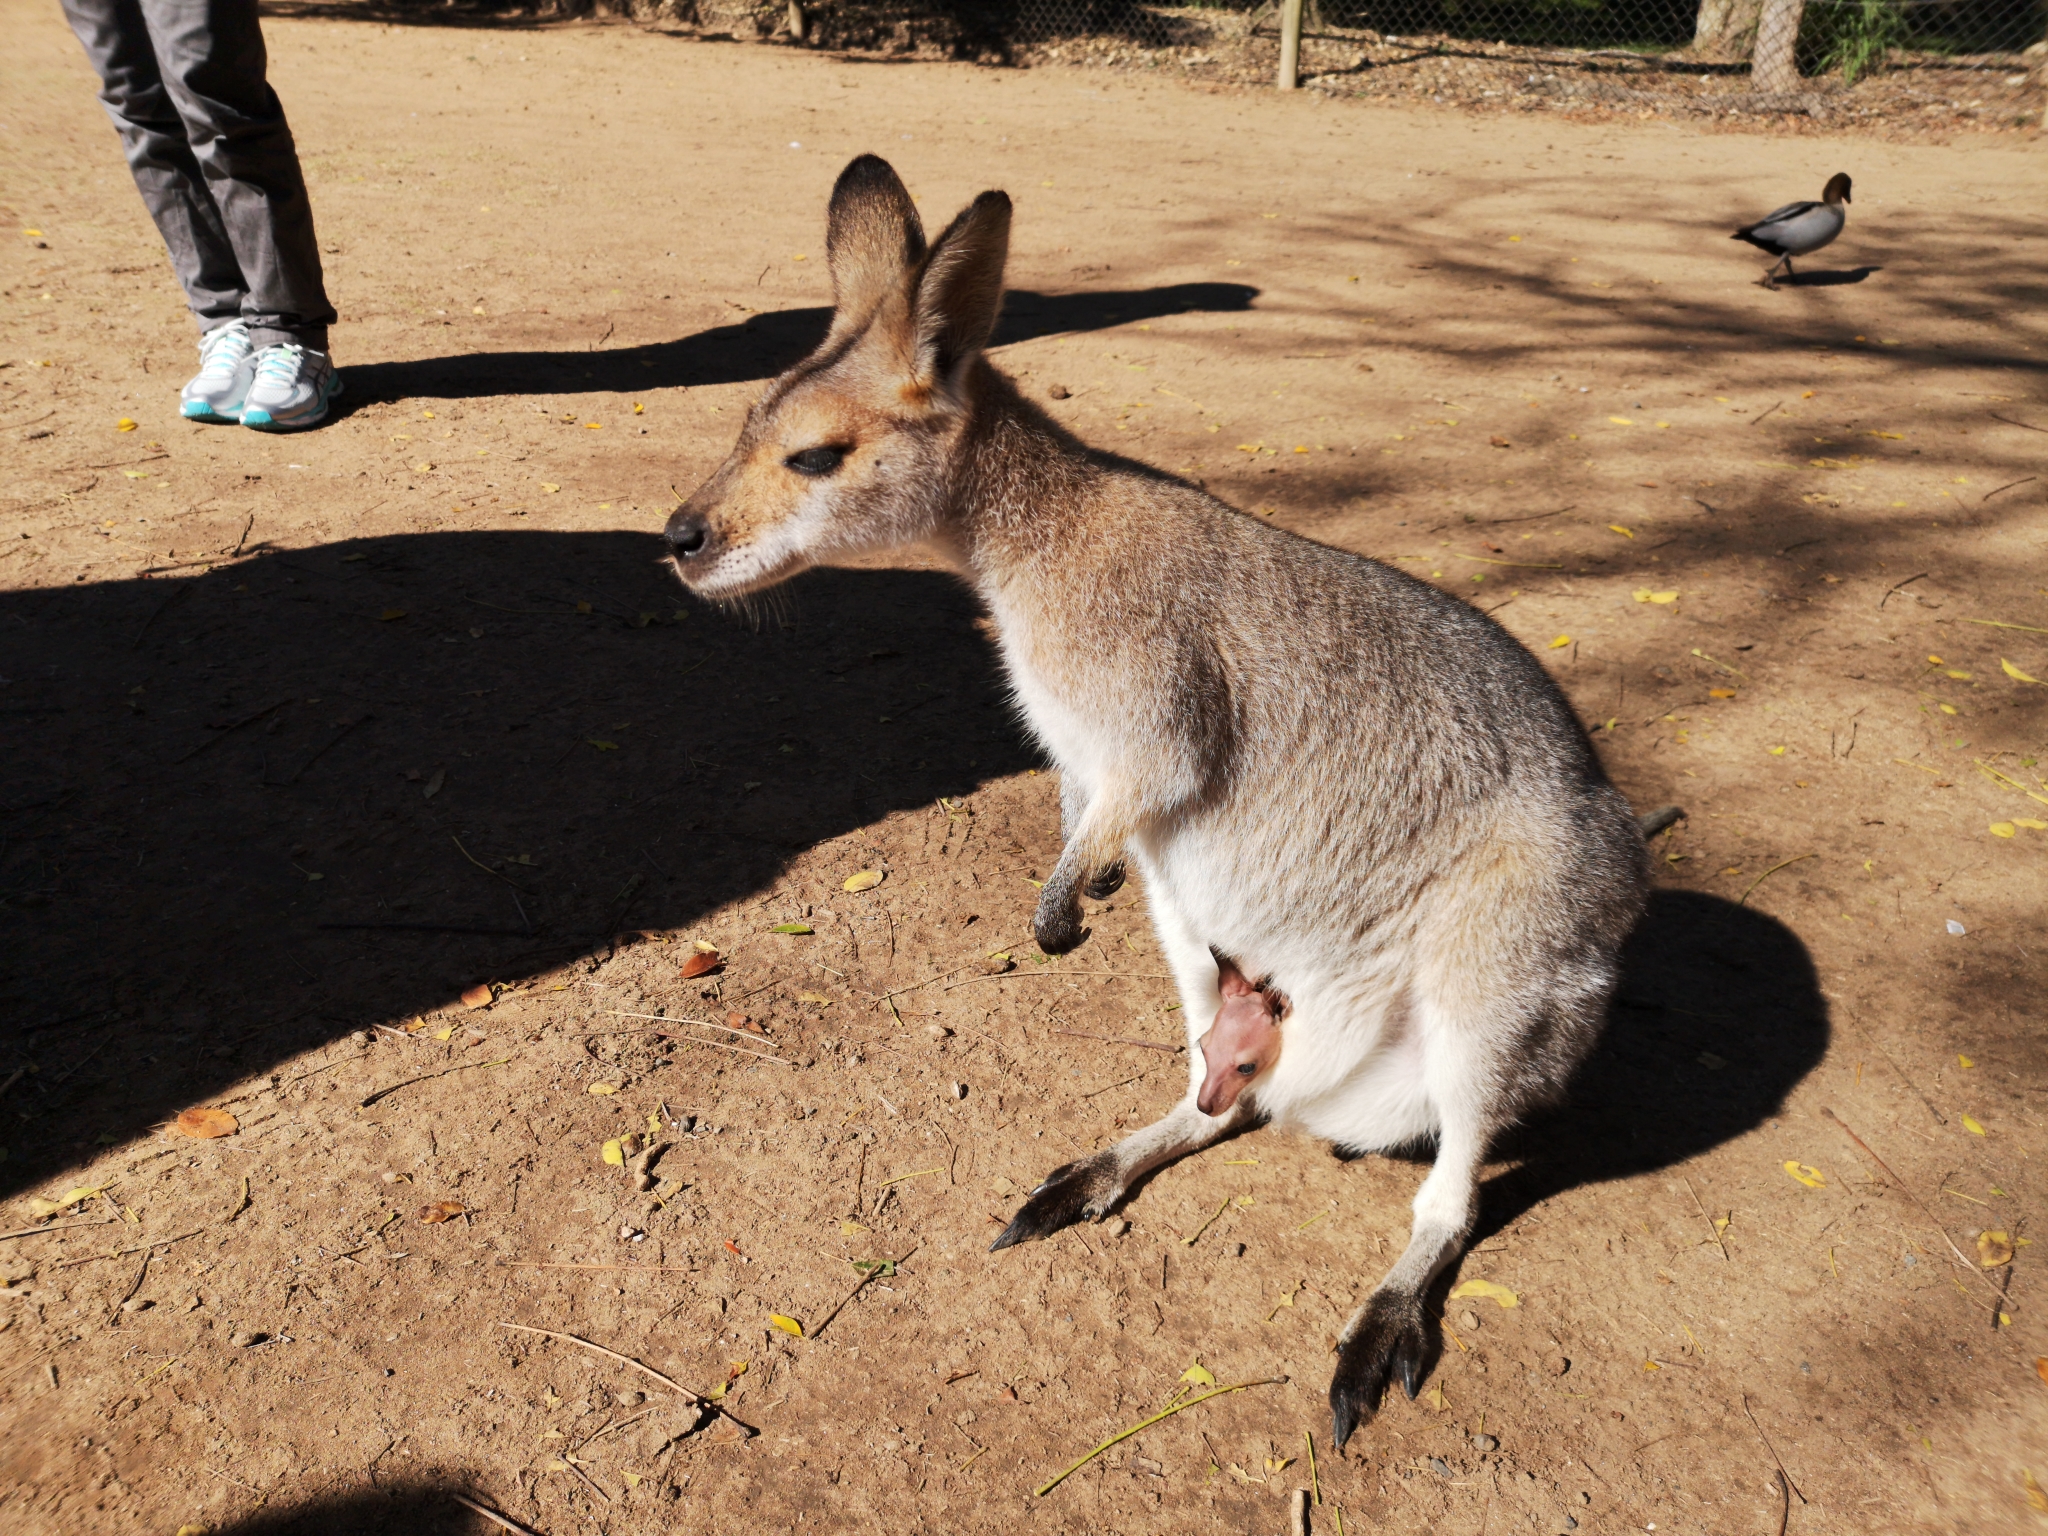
1783,1161,1826,1188
1959,1055,1975,1068
432,1024,454,1042
417,1200,466,1223
769,1313,804,1337
602,1139,625,1166
28,1184,110,1218
1979,1231,2015,1268
796,990,832,1006
2029,1468,2048,1514
841,1219,869,1235
588,1082,618,1096
1992,823,2017,839
1549,635,1572,649
2021,820,2048,831
843,869,885,893
2002,658,2043,685
1448,1278,1519,1308
117,418,137,432
1963,1114,1987,1136
1608,416,1634,426
1608,524,1635,538
174,1107,238,1140
1633,590,1678,604
378,608,406,621
1180,1362,1216,1386
461,984,493,1008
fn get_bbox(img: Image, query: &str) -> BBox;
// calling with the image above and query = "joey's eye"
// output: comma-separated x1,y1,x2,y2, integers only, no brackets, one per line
784,445,846,478
1237,1062,1257,1076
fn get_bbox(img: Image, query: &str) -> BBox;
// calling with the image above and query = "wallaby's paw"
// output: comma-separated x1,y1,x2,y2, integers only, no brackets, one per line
1082,861,1126,901
1033,894,1088,955
1329,1289,1430,1449
989,1158,1119,1250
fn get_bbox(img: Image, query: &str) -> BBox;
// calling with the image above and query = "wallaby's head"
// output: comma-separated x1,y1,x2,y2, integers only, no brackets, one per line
665,155,1012,600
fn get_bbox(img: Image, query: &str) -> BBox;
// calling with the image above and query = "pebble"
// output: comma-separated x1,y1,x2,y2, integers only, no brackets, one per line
1472,1433,1499,1452
925,1024,954,1042
230,1330,265,1348
950,1081,968,1100
1459,1309,1481,1331
120,1298,153,1314
1430,1457,1452,1477
616,1390,646,1408
1227,1241,1246,1258
1047,383,1071,399
1546,1353,1571,1376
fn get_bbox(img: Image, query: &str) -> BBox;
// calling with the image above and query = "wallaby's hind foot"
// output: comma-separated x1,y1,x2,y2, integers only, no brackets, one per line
1636,804,1686,838
1329,1286,1431,1447
988,1153,1122,1250
1031,894,1088,956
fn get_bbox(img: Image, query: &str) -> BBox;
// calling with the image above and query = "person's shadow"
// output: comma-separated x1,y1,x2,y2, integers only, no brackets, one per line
0,529,1039,1205
339,282,1259,403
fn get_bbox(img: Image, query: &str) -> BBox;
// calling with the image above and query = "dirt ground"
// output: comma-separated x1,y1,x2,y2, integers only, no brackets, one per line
4,6,2047,1533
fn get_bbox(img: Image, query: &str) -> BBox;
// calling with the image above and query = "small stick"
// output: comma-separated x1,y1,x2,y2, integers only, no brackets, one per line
1051,1028,1180,1054
1879,572,1929,608
1988,412,2048,435
50,1227,207,1270
1748,399,1785,426
1481,503,1574,524
809,1243,920,1341
1741,1395,1805,1504
583,1028,791,1068
1183,1197,1234,1246
1685,1176,1730,1261
360,1056,513,1108
1288,1487,1309,1536
494,1322,701,1401
0,1217,119,1243
603,1009,774,1042
501,1261,697,1273
946,969,1175,990
1981,476,2037,504
172,699,291,763
1964,617,2048,636
561,1458,610,1503
1771,1467,1791,1536
1739,853,1814,906
1306,1430,1322,1504
452,834,521,888
1034,1377,1288,1496
1083,1069,1160,1099
448,1492,546,1536
1821,1108,2004,1301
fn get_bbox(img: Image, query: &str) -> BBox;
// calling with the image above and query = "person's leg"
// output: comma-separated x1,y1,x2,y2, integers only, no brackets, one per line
139,0,335,354
60,0,248,334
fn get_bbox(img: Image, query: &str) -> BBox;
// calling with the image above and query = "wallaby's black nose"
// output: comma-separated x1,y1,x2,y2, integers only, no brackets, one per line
666,514,709,559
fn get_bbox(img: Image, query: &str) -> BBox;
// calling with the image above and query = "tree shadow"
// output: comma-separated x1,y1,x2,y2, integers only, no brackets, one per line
0,532,1037,1205
338,283,1258,405
183,1483,498,1535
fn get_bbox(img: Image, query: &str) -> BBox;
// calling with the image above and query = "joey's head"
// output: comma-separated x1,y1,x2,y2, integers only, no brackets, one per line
1196,958,1285,1117
665,155,1013,600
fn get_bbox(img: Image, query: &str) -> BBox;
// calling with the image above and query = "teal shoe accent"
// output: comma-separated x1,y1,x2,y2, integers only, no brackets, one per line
181,398,241,424
241,406,275,429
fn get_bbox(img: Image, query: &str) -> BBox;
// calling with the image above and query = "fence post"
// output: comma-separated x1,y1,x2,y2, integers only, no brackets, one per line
1749,0,1807,93
1277,0,1304,89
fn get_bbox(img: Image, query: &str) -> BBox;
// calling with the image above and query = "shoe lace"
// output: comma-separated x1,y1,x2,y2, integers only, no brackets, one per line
254,344,307,388
197,326,253,381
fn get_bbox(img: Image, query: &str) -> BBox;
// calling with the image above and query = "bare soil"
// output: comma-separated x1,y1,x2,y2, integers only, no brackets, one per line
3,7,2046,1534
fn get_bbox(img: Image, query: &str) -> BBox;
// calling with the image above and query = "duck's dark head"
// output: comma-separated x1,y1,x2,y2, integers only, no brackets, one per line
1823,172,1852,206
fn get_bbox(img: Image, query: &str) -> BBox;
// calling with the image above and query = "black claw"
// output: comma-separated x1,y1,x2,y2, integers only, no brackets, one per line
1327,1288,1431,1449
1082,862,1126,901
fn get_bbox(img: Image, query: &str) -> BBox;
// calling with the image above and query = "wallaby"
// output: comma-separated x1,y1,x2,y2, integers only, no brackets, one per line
665,154,1660,1446
1198,955,1285,1117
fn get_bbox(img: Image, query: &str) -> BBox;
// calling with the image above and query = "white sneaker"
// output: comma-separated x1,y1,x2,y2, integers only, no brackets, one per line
179,320,255,423
241,343,342,431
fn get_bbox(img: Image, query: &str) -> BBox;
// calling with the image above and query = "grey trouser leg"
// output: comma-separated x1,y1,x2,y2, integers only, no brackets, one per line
60,0,335,353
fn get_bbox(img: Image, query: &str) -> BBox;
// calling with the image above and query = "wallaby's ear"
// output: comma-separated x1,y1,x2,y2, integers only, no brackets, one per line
826,155,926,334
909,190,1011,395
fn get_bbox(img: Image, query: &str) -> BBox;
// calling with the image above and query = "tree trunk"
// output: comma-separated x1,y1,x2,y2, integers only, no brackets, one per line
1750,0,1808,93
1277,0,1304,89
1690,0,1763,58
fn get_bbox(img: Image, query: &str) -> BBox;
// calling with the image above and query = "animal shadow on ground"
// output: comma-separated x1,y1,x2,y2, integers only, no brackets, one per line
1780,266,1881,287
1361,888,1828,1393
0,531,1039,1204
178,1483,488,1535
339,282,1260,403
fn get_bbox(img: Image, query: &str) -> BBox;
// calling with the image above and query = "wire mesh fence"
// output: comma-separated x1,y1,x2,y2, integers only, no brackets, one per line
655,0,2047,126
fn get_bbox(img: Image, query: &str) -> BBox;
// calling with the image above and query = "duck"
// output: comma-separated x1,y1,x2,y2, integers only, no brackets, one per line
1732,172,1851,288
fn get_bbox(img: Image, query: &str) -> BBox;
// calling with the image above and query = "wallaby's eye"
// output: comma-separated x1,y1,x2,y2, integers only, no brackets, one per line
784,445,846,478
1237,1062,1258,1076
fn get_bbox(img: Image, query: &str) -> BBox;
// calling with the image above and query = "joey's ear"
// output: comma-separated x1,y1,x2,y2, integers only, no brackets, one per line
908,190,1011,394
826,155,927,334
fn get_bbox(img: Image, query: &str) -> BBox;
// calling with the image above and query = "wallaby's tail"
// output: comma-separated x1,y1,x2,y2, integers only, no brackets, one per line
1637,805,1687,839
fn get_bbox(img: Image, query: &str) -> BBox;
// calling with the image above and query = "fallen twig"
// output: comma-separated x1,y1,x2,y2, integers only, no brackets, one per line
1035,1376,1288,1496
1821,1108,2005,1303
359,1056,513,1108
1981,476,2038,504
1748,400,1785,427
809,1242,920,1341
1879,572,1929,608
583,1027,792,1068
603,1009,775,1042
1738,853,1814,906
172,699,291,764
500,1260,696,1273
1052,1028,1180,1055
1082,1069,1162,1099
1965,617,2048,637
494,1321,699,1400
0,1216,119,1243
49,1226,207,1270
1988,412,2047,435
448,1492,546,1536
1684,1176,1730,1261
1740,1395,1806,1505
